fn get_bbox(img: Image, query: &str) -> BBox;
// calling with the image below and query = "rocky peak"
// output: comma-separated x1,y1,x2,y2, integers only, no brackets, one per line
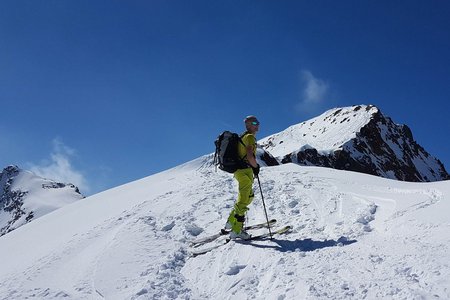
261,105,449,182
0,165,20,182
0,165,84,236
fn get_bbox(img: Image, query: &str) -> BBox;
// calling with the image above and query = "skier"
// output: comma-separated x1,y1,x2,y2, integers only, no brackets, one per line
225,115,261,239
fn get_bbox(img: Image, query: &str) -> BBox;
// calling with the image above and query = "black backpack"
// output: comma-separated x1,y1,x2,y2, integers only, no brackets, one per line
214,131,248,173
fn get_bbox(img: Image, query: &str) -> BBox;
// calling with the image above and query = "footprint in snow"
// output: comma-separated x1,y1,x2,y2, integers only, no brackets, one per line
161,221,175,231
185,223,203,236
225,264,247,275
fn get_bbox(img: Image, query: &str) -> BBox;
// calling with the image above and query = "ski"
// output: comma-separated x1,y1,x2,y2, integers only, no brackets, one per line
189,237,232,257
189,225,292,257
189,219,277,248
245,225,292,241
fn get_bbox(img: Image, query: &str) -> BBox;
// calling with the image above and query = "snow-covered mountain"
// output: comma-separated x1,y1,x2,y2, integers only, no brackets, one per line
261,105,449,182
0,165,84,236
0,156,449,299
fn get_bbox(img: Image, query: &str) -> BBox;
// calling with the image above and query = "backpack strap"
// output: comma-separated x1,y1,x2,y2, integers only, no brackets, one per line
239,132,248,161
238,132,254,168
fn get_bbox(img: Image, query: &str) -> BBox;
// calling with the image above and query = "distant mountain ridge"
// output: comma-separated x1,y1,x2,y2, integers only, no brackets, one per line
0,165,84,236
260,105,449,182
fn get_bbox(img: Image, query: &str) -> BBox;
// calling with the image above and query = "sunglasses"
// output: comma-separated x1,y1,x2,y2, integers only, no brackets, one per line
251,121,260,126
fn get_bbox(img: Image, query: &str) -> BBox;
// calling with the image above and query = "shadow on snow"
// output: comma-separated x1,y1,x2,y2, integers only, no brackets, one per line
235,236,357,252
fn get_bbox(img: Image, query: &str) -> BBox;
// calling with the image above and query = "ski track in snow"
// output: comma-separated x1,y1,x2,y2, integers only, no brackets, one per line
0,157,449,299
181,163,450,299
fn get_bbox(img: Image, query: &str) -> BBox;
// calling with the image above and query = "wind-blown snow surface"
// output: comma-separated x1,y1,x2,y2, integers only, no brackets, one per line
0,156,449,299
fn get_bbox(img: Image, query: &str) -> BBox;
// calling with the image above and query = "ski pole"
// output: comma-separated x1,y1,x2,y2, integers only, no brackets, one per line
256,174,273,239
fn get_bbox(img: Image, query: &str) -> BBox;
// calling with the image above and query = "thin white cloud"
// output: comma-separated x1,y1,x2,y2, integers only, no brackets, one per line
297,70,330,113
29,139,90,194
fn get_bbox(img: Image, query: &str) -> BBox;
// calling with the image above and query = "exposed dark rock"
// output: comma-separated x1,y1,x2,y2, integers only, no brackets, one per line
258,148,280,167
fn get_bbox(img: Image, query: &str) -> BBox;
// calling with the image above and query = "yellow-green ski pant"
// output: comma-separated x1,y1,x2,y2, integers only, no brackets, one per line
227,168,255,233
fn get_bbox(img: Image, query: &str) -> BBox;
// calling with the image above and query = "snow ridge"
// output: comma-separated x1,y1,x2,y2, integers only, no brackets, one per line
262,105,379,157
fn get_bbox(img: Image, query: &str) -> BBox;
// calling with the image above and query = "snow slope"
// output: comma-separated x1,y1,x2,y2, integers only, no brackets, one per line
260,105,379,157
0,156,449,299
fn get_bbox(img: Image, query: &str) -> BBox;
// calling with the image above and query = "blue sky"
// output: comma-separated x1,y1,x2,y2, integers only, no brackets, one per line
1,1,449,195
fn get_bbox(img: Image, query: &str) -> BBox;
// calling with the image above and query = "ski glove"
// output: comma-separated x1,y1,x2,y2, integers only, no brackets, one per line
252,164,260,176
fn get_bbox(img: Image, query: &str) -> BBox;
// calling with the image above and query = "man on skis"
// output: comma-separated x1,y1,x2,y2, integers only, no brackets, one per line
225,115,261,240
